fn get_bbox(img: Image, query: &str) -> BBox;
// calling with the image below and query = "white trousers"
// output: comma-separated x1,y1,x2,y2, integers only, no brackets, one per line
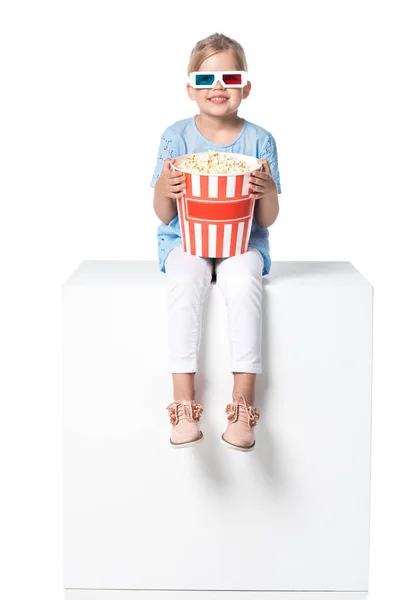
164,246,264,374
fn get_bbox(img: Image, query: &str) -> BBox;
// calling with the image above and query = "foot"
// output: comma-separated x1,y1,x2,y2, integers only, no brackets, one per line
221,392,260,451
166,400,203,447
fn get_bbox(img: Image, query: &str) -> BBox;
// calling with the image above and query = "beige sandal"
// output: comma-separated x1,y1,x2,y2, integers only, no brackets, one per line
166,400,204,448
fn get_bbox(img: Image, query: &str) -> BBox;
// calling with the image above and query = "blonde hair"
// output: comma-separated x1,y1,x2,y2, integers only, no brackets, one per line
187,33,247,75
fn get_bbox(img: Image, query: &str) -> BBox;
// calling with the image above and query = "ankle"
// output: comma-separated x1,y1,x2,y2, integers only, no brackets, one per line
173,396,195,403
172,373,195,403
232,391,255,405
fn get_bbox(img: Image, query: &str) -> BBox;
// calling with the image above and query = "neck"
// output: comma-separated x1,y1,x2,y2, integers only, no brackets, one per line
196,112,242,131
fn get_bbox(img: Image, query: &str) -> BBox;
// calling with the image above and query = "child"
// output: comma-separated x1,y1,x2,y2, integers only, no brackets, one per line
150,33,281,451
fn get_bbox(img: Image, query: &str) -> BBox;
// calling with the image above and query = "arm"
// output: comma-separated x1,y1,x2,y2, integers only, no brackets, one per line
153,159,185,225
153,178,178,224
150,129,186,224
252,168,280,228
251,133,282,228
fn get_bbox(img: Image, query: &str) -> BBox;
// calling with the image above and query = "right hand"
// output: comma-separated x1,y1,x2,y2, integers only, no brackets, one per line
156,158,186,200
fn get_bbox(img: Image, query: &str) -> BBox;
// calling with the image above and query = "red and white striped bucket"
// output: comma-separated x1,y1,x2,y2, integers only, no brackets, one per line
172,152,260,258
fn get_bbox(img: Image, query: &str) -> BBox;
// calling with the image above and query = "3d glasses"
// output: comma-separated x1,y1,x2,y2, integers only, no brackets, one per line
189,71,247,89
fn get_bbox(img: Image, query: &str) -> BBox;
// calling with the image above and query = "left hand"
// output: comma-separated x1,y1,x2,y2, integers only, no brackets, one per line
249,159,276,200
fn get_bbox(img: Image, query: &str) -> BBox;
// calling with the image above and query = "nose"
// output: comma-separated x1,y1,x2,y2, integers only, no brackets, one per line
213,79,225,89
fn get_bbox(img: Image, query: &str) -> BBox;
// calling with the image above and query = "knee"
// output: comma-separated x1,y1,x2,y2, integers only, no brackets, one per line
217,261,262,289
167,256,212,289
216,252,263,292
217,269,262,294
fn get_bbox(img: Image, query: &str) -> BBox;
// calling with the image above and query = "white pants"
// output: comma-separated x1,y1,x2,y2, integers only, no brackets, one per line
164,246,264,374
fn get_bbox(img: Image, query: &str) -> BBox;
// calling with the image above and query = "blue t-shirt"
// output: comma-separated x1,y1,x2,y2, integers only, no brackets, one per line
150,116,282,275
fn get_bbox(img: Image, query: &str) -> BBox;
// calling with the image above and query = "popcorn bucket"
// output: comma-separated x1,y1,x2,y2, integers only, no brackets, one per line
172,152,260,258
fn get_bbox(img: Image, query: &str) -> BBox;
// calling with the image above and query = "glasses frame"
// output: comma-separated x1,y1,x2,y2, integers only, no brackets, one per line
189,70,248,89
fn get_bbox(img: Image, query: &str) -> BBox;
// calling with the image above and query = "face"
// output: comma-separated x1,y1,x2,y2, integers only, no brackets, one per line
186,51,251,117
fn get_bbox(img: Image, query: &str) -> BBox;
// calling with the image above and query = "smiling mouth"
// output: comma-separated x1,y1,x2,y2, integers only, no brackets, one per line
208,97,229,103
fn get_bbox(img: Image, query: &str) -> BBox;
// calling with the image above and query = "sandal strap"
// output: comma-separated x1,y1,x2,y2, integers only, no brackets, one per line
225,392,260,427
166,400,203,426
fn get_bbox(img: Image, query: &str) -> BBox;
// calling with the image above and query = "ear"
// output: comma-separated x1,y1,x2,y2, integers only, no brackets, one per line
186,83,196,101
242,80,251,100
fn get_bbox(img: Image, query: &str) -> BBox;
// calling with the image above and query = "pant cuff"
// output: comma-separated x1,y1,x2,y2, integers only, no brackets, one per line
231,363,262,374
169,361,197,374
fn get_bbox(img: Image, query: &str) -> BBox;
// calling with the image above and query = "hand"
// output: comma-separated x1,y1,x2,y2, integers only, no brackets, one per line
249,159,276,200
156,158,186,200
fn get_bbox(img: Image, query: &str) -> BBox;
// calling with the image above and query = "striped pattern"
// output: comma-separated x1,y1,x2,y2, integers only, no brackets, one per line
177,172,255,258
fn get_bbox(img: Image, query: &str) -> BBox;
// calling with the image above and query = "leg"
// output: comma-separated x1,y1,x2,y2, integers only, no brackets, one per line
172,373,196,403
165,246,213,385
215,248,264,449
215,247,264,379
233,372,256,405
164,247,213,446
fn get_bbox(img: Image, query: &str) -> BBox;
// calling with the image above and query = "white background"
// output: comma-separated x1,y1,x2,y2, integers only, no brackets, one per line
0,0,398,598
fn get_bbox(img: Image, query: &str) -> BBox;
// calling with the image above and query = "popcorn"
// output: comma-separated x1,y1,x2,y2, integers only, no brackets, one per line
179,151,256,175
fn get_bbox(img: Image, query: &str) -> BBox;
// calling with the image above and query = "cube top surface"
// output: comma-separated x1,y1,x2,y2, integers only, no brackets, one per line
63,260,372,288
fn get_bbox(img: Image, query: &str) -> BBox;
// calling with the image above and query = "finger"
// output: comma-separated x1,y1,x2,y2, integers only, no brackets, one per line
250,171,267,182
170,176,186,188
170,190,185,199
163,158,176,172
257,159,271,174
250,180,265,189
169,171,185,181
170,181,186,192
249,183,265,194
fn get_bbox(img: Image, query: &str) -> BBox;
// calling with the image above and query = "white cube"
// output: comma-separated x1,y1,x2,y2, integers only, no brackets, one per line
63,261,372,600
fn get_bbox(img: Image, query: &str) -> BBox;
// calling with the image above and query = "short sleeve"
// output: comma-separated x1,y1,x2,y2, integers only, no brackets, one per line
150,128,180,188
260,133,282,194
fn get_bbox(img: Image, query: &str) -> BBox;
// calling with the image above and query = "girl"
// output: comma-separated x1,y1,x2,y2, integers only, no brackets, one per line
150,33,281,451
